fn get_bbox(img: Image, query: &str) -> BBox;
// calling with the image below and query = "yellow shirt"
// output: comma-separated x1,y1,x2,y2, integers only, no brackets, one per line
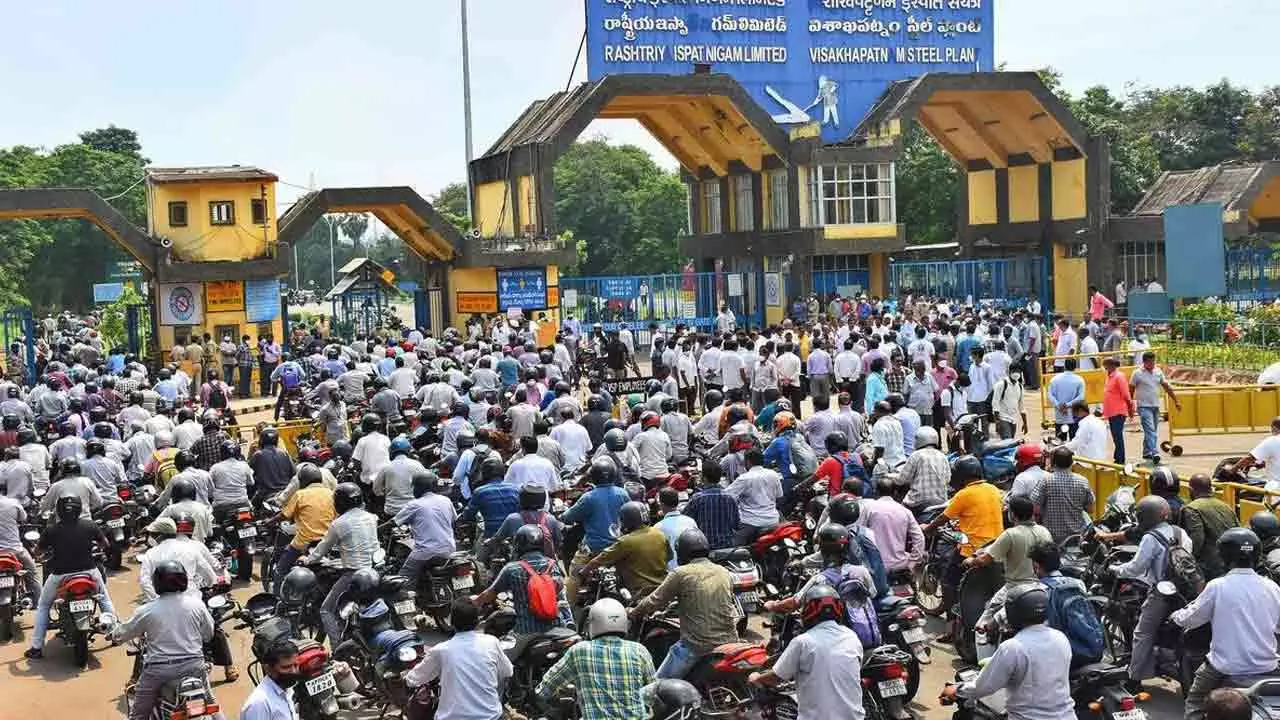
943,482,1004,557
799,335,812,362
283,484,336,550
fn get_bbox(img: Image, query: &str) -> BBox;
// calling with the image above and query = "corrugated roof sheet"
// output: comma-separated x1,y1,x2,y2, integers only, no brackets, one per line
1131,163,1273,216
146,165,278,183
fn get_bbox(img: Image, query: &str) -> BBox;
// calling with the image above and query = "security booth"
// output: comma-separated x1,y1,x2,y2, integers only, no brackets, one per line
324,258,402,339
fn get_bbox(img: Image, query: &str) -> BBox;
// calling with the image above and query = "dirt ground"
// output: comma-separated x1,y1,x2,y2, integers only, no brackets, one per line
0,393,1225,719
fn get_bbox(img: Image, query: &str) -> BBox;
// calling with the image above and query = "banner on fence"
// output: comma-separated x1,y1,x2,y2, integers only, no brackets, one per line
605,376,654,396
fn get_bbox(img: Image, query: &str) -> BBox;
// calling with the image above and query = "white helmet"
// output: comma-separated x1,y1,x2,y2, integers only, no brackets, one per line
914,426,940,449
586,597,629,639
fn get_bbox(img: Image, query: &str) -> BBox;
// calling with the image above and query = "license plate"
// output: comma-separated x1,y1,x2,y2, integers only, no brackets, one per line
106,518,125,528
304,672,336,696
69,599,94,613
878,678,907,697
451,575,474,589
0,576,13,587
738,590,760,605
902,627,928,644
238,527,258,539
394,600,417,615
1112,711,1146,720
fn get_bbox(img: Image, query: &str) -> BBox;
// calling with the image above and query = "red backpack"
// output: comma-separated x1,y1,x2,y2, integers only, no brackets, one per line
519,560,559,621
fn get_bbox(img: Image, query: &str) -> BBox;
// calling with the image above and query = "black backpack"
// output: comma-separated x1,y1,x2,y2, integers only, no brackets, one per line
1148,526,1205,599
207,383,228,409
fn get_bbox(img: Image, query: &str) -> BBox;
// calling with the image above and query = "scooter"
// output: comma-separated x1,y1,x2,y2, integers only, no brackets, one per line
947,414,1019,488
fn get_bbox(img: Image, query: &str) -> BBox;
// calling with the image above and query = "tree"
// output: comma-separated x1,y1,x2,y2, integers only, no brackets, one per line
78,126,146,163
895,125,958,245
337,213,369,253
431,182,470,234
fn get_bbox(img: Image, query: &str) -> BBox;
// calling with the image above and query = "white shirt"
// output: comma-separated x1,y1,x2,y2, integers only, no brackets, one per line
353,432,391,485
720,352,746,390
139,537,220,601
549,420,592,471
240,676,297,720
632,428,673,480
1078,336,1100,370
992,378,1023,424
1054,329,1077,362
967,362,993,402
985,350,1011,381
906,339,935,371
1171,568,1280,676
834,351,862,382
871,414,906,468
1067,414,1108,461
1251,434,1280,494
772,620,865,720
1009,468,1049,501
699,347,722,385
776,352,802,386
726,466,783,527
405,630,512,720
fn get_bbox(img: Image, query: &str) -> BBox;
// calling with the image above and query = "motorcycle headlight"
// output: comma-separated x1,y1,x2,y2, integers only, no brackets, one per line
396,645,418,663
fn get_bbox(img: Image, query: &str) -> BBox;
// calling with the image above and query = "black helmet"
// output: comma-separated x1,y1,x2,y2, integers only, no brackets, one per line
361,413,383,434
645,379,662,397
951,455,984,487
4,386,16,399
169,477,198,503
90,408,109,425
885,393,906,411
587,395,607,412
1135,495,1170,531
660,397,679,414
350,568,382,600
58,456,82,477
619,501,649,533
603,428,627,452
298,464,323,488
68,397,83,412
519,483,547,511
647,679,702,719
1219,527,1261,569
589,455,620,486
330,439,353,460
703,389,723,411
333,482,364,514
828,494,861,526
85,439,106,457
412,470,441,497
1005,584,1050,632
280,566,318,605
800,583,846,630
816,523,851,561
152,560,189,595
553,380,571,396
16,426,36,445
675,528,710,565
451,400,469,418
1150,466,1180,496
1250,511,1280,543
58,421,75,437
0,414,18,431
259,427,279,446
174,449,197,471
513,524,547,556
55,495,83,522
824,431,849,454
219,439,240,460
478,454,506,483
456,427,478,451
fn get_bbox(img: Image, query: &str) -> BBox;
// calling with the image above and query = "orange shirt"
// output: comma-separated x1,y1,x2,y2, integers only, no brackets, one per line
943,482,1003,557
1102,370,1134,418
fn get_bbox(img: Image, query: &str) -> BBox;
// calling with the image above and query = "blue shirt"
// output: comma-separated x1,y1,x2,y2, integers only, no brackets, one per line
488,552,573,635
239,676,295,720
864,373,888,415
154,379,180,402
377,357,396,377
956,335,980,374
562,484,629,554
684,486,740,550
463,482,521,538
452,449,477,499
324,359,347,377
1047,372,1086,424
497,358,521,388
655,511,699,570
763,433,796,480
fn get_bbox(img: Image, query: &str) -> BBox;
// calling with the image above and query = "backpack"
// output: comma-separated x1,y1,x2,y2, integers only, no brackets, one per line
207,383,228,409
521,510,556,557
280,365,302,390
788,434,818,478
519,560,560,622
153,451,179,488
835,450,869,487
820,567,880,647
1042,575,1105,663
1148,526,1205,599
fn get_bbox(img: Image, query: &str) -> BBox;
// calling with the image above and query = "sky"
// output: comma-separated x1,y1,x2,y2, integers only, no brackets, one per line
0,0,1274,209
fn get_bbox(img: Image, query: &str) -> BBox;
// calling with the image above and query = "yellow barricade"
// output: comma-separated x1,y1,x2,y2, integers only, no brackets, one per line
1038,366,1137,429
1165,384,1280,456
274,419,317,459
1072,456,1280,526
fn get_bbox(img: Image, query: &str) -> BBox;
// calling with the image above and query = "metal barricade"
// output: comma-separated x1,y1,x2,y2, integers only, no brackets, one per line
1037,350,1138,429
1164,385,1280,456
559,271,762,333
274,419,317,459
1073,454,1280,526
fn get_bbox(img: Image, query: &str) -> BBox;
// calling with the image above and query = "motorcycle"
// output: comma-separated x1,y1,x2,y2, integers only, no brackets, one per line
573,564,631,629
334,597,426,713
947,414,1019,488
94,496,130,570
749,522,810,599
710,546,762,636
877,592,930,702
128,673,221,720
211,504,257,582
51,571,117,667
862,644,915,720
0,543,33,642
1244,677,1280,720
952,561,1004,666
1152,580,1211,696
1072,662,1149,720
415,551,478,631
915,507,965,617
503,627,583,716
242,594,361,719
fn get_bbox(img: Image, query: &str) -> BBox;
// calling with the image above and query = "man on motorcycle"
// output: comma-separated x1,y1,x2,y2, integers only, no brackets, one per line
113,561,220,720
301,482,380,645
1173,527,1280,720
495,484,564,557
867,401,906,482
1008,443,1048,502
592,427,641,485
939,584,1074,719
462,454,520,546
1028,541,1104,669
49,421,85,464
578,501,670,600
921,456,1003,633
899,426,952,513
862,474,925,575
726,447,784,546
966,495,1054,660
564,457,631,602
373,435,428,517
765,522,876,622
25,495,117,659
271,465,335,594
394,470,457,585
752,584,867,720
1110,494,1193,688
631,528,739,679
472,524,573,639
18,426,51,492
1252,511,1280,557
82,438,127,498
239,638,302,720
0,473,42,605
158,473,216,543
1182,472,1240,581
210,439,253,523
352,413,391,487
537,597,657,720
660,396,693,465
247,427,294,502
827,494,889,600
632,411,673,490
40,457,103,518
404,598,512,720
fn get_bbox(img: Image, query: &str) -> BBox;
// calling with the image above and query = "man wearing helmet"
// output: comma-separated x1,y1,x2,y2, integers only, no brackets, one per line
922,455,1003,629
248,427,294,500
536,597,657,719
25,496,117,660
563,456,632,600
270,464,335,594
352,413,392,486
1173,527,1280,720
632,411,673,489
751,583,868,719
83,438,128,497
392,470,456,585
0,470,42,603
0,446,33,501
940,584,1074,719
41,457,103,518
210,439,253,514
1007,443,1048,503
158,472,217,543
1031,446,1095,545
303,482,380,644
964,495,1054,660
579,501,670,599
726,447,784,546
373,436,428,517
112,561,219,720
472,523,573,640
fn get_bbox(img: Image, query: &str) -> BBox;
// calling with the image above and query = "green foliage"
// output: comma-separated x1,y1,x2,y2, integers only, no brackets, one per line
895,125,957,245
97,285,150,352
431,182,471,234
1169,302,1238,341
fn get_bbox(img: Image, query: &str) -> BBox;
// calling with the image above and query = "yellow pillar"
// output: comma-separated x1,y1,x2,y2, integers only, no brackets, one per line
1052,243,1087,317
869,253,887,297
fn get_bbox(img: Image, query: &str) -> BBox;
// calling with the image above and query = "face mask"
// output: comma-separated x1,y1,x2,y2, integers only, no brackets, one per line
274,671,303,690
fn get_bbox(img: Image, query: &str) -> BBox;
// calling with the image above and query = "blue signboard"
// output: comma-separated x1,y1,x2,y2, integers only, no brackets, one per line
601,277,642,298
93,282,124,304
245,278,281,323
586,0,995,143
1164,203,1226,299
497,268,548,310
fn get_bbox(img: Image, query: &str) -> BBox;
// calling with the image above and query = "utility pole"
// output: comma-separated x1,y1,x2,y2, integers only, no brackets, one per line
461,0,475,218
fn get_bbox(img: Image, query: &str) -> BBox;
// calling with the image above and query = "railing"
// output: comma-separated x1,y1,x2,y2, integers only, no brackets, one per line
1127,316,1280,348
472,234,567,254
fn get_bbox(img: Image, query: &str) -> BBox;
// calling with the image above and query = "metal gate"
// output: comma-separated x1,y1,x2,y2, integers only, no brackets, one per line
889,257,1048,310
2,308,35,384
813,270,871,296
560,271,762,340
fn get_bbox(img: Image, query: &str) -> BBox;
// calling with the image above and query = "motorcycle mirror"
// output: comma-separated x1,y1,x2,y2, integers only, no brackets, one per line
207,595,228,610
22,530,39,543
1155,580,1178,597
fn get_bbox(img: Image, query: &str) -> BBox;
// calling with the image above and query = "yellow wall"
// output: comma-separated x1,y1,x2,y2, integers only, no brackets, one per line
474,181,514,237
516,175,537,231
157,317,284,362
447,265,561,331
1251,176,1280,220
148,180,277,262
869,253,887,297
968,170,998,225
823,223,898,240
798,165,813,227
1051,159,1087,220
1009,165,1040,223
1053,243,1088,317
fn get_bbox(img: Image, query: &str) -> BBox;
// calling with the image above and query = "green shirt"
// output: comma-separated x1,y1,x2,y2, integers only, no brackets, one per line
536,636,655,720
594,525,670,597
985,522,1053,586
635,558,738,652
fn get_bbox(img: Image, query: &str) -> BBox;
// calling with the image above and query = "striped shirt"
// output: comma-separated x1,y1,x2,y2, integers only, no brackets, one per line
536,636,655,720
684,486,740,550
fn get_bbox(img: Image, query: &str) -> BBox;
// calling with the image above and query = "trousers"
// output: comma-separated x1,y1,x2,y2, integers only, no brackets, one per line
320,571,355,646
31,569,115,650
1185,659,1278,720
1128,591,1169,682
130,657,219,720
1108,415,1127,464
399,549,450,587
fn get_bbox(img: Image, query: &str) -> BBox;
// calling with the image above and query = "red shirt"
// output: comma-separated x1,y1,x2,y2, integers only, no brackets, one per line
817,451,861,496
1102,370,1134,418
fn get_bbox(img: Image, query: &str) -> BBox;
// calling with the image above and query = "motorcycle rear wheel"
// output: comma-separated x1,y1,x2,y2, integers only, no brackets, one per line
0,605,13,642
72,633,89,668
915,564,945,616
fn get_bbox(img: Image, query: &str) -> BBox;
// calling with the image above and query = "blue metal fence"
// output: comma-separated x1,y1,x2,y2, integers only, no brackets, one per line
560,271,762,335
813,270,871,296
889,257,1048,310
1226,247,1280,302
